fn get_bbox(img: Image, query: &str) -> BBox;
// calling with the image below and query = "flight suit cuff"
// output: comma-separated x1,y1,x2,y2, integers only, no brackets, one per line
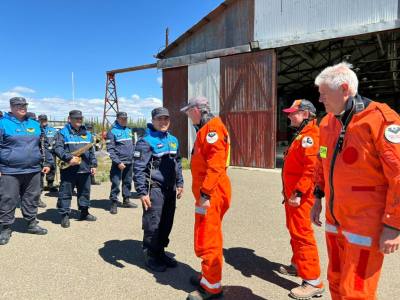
383,223,400,232
382,213,400,231
200,191,211,200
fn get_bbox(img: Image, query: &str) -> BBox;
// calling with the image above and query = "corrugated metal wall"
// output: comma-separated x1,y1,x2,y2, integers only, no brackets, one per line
187,58,221,156
254,0,399,42
166,0,254,58
162,66,189,158
220,50,277,168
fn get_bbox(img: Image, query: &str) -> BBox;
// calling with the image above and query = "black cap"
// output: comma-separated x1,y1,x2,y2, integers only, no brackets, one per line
116,111,128,118
38,114,48,121
26,112,37,119
151,107,170,119
10,97,27,106
69,110,83,119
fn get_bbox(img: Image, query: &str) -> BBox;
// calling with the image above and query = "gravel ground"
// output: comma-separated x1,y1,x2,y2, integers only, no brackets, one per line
0,168,397,300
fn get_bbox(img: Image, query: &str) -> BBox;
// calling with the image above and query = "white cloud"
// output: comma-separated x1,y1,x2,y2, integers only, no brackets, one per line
10,86,36,94
156,76,162,87
0,87,162,121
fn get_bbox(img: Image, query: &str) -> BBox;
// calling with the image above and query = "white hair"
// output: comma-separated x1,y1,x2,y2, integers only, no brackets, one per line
314,62,358,96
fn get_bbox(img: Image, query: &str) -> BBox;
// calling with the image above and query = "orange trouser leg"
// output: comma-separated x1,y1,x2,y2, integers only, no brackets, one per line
285,198,321,283
194,186,230,294
326,231,384,300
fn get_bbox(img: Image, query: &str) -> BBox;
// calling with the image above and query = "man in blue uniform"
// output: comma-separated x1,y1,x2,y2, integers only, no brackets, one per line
54,110,97,228
133,107,184,272
106,111,137,214
39,114,58,193
0,97,53,245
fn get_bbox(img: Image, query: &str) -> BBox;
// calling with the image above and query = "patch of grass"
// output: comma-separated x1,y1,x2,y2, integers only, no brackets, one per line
95,152,112,182
181,158,190,170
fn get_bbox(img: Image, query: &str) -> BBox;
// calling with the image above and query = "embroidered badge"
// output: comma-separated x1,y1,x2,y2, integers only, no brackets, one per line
206,132,218,144
301,136,314,148
384,124,400,144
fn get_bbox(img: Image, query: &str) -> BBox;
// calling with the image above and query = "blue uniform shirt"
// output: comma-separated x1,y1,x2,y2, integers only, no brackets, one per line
106,121,134,165
54,123,97,173
0,112,53,174
133,124,184,196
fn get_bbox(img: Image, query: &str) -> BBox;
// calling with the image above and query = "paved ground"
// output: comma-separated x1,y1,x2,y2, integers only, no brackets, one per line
0,169,398,300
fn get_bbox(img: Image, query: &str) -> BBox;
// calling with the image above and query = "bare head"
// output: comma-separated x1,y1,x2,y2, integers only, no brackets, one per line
315,62,358,114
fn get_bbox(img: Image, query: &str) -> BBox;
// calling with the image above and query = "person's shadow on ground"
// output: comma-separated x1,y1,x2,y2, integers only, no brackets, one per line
223,286,268,300
37,208,80,224
90,199,110,211
98,239,197,293
224,247,298,291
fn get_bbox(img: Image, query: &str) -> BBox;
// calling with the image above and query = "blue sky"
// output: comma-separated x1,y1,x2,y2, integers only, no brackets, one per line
0,0,222,119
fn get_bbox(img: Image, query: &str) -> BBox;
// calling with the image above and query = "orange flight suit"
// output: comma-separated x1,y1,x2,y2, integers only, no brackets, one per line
190,116,231,295
282,119,322,285
316,96,400,299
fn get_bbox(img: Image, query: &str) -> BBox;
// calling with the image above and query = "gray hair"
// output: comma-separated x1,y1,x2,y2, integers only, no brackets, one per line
315,62,358,96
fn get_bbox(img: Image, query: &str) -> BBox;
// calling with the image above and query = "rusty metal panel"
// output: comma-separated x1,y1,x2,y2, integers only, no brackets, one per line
165,0,254,58
162,66,189,158
255,0,399,49
220,50,277,168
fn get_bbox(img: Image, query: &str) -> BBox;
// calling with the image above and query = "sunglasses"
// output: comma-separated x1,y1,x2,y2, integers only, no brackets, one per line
12,104,28,109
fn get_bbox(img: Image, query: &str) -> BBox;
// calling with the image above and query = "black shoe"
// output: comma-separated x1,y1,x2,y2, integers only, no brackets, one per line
38,199,47,208
61,215,70,228
79,209,97,221
27,220,48,235
0,226,12,245
110,201,118,214
122,198,138,208
91,182,101,186
144,249,167,272
159,251,178,268
190,275,201,286
49,185,58,193
187,287,223,300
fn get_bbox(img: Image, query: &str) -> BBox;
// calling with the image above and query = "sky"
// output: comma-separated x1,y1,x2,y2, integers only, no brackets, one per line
0,0,222,120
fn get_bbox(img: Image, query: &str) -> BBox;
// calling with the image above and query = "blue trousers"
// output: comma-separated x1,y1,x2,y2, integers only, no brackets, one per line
109,163,133,202
57,169,91,215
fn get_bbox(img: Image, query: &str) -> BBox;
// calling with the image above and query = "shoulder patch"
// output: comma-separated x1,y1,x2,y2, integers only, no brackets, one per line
301,136,314,148
384,124,400,144
206,131,218,144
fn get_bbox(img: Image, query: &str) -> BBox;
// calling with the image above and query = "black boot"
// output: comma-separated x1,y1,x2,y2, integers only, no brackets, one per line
79,208,97,221
143,249,167,272
159,249,178,268
61,214,70,228
110,201,118,215
38,198,47,208
0,225,12,245
27,220,48,235
122,197,138,208
48,181,58,193
189,274,201,286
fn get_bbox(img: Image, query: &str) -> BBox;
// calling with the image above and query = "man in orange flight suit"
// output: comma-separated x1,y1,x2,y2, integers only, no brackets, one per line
311,62,400,300
181,96,231,300
280,99,324,299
